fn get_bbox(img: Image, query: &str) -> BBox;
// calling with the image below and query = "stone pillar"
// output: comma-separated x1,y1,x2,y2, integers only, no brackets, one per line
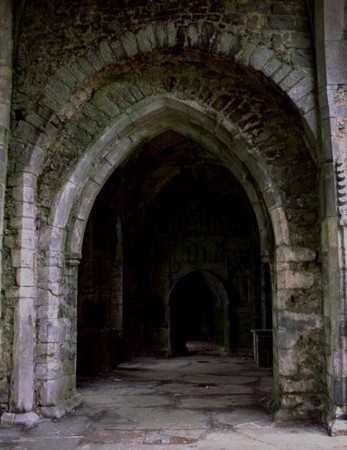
1,169,40,426
0,0,12,336
39,253,83,418
110,217,123,332
315,0,347,435
0,0,17,421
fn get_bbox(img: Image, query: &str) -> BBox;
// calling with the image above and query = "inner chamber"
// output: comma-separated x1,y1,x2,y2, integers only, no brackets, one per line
77,131,272,375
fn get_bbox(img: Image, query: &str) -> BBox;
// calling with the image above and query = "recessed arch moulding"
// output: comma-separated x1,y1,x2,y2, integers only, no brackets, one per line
3,47,323,423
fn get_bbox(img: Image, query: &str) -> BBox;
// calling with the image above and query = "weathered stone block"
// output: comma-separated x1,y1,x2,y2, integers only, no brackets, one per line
216,31,237,55
187,24,199,48
53,181,78,229
120,31,138,58
18,227,36,249
249,47,274,71
269,206,289,245
16,268,34,287
13,121,39,145
269,15,296,30
85,48,105,72
277,269,315,290
1,411,40,425
39,318,69,343
40,393,82,419
12,186,35,203
278,349,298,376
279,70,304,92
276,245,316,262
40,377,68,406
99,41,114,64
47,76,72,103
287,76,315,102
82,102,108,127
167,22,177,48
0,103,10,129
155,23,168,48
75,181,102,221
271,63,292,84
90,90,121,117
136,24,157,53
66,62,87,84
109,39,126,60
284,32,312,49
261,55,282,78
235,39,257,65
303,109,318,139
90,158,114,186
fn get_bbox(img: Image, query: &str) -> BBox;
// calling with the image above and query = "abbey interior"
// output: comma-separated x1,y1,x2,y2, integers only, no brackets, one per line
0,0,346,436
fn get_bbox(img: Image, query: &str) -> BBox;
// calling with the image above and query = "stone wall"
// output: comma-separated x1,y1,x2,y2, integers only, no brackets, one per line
315,0,347,434
0,0,331,425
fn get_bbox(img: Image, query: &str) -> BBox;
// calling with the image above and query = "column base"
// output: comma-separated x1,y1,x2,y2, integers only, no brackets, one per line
40,392,83,419
328,418,347,436
1,411,41,425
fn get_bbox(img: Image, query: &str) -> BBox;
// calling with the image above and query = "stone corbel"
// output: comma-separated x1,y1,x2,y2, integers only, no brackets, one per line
65,252,82,266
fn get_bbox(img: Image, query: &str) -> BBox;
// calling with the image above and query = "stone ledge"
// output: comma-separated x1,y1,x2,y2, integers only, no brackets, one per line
40,392,83,419
1,411,40,425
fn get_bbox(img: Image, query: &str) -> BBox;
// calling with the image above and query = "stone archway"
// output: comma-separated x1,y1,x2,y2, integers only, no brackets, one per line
3,41,323,424
74,124,265,372
169,270,230,356
4,80,322,424
33,94,319,421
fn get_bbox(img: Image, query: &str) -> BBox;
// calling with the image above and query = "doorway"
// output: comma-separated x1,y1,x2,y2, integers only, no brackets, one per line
170,271,216,355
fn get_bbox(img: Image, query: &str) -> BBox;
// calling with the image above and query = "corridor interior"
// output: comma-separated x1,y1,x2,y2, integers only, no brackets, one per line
74,130,274,441
76,130,273,376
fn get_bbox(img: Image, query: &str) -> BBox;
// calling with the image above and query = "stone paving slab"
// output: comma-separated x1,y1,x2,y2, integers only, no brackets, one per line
112,393,173,408
180,374,259,385
144,429,203,445
157,382,254,395
87,408,136,430
177,394,256,409
212,408,273,428
126,407,211,430
81,429,146,445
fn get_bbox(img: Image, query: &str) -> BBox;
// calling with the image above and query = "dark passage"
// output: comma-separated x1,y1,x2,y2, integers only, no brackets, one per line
170,271,215,355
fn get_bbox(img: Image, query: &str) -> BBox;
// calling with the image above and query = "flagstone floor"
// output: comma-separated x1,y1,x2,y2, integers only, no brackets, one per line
0,349,346,449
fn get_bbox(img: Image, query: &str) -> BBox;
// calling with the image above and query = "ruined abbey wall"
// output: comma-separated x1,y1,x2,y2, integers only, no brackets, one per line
0,0,346,434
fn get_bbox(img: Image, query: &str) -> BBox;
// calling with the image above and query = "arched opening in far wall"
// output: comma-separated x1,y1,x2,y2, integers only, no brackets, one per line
169,270,229,355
